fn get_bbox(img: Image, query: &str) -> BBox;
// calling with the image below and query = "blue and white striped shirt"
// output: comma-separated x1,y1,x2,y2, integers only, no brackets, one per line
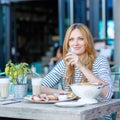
42,55,113,100
42,55,114,119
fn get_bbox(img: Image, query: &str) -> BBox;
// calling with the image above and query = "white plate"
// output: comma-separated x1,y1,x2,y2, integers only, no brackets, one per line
77,98,98,104
24,96,77,104
55,101,85,107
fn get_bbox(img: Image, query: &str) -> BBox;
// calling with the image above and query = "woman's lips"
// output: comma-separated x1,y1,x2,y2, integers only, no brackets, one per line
74,48,80,50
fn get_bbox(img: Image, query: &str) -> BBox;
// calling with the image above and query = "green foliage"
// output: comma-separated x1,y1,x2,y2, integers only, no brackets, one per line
5,60,31,84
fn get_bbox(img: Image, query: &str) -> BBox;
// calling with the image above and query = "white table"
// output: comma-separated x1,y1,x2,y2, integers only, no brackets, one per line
0,99,120,120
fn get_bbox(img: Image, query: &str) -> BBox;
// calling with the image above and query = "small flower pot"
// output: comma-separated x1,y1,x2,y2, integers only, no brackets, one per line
14,84,28,99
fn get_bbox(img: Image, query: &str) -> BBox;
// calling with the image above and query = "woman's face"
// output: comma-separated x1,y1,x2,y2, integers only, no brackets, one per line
68,28,86,55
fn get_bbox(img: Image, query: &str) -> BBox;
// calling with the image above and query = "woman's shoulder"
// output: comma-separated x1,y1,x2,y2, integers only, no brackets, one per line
94,55,110,65
93,55,110,70
95,55,108,62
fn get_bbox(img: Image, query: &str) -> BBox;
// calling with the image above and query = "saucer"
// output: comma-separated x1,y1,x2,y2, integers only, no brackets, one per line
77,98,98,104
55,101,85,107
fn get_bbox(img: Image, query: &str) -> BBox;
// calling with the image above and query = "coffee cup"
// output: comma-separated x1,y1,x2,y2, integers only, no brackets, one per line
0,77,9,98
31,78,42,95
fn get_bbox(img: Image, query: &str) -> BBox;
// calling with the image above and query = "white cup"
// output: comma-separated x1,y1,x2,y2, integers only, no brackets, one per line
31,78,42,95
0,77,9,98
58,94,67,101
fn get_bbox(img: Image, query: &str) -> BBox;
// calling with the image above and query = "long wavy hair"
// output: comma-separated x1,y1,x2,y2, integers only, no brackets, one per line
63,23,97,84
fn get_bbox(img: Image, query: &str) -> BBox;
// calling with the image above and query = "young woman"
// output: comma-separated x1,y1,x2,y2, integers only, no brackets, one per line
41,23,113,119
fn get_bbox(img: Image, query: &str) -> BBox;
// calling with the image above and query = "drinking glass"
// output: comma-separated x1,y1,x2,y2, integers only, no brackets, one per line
31,77,42,95
0,77,10,99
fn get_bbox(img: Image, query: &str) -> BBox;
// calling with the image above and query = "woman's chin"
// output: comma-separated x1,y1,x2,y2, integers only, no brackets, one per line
73,52,82,55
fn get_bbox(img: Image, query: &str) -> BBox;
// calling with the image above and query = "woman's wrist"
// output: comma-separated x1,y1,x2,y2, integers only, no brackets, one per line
77,62,84,70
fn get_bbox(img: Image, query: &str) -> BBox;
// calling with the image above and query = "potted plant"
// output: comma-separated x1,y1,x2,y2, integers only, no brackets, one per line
5,60,31,99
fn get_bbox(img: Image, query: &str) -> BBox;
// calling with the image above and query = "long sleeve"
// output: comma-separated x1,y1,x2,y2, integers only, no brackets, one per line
42,55,114,100
42,60,65,87
93,55,114,99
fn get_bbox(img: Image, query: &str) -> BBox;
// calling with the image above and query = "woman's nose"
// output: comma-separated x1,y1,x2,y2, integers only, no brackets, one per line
74,39,79,45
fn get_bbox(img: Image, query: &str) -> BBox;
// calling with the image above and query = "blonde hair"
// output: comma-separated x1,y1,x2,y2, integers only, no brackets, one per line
63,23,97,84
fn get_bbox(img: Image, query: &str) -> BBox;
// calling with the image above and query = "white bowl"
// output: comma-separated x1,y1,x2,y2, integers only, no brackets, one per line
70,83,104,104
58,94,67,101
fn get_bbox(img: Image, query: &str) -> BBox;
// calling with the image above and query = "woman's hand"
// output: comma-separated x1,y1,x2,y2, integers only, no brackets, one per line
65,53,82,68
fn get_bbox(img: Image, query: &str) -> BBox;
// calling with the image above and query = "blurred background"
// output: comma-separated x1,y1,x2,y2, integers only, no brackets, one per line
0,0,119,73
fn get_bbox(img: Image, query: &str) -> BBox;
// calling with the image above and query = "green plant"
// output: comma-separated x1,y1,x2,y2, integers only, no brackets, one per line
5,60,31,84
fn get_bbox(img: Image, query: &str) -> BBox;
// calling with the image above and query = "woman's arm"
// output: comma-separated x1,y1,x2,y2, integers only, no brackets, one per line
42,60,65,87
77,64,109,97
65,54,113,98
41,86,65,95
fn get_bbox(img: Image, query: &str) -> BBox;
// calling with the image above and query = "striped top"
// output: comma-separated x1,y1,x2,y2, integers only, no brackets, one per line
42,55,113,100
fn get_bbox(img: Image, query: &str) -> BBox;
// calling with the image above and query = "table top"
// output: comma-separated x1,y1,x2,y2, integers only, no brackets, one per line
0,99,120,120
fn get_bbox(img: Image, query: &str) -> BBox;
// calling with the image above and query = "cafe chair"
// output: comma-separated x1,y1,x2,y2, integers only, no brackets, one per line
0,72,5,76
111,65,120,119
111,65,120,98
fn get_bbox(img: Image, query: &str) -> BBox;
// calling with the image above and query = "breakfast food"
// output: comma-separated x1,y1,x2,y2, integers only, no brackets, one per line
78,82,100,86
24,93,76,103
79,82,91,85
67,92,75,98
48,95,58,100
28,94,58,102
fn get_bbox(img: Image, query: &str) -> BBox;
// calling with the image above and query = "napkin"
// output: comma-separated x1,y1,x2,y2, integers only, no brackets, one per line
0,99,22,105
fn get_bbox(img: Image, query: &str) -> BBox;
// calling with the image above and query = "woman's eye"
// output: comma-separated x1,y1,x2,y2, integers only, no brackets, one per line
69,38,74,41
78,38,84,41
